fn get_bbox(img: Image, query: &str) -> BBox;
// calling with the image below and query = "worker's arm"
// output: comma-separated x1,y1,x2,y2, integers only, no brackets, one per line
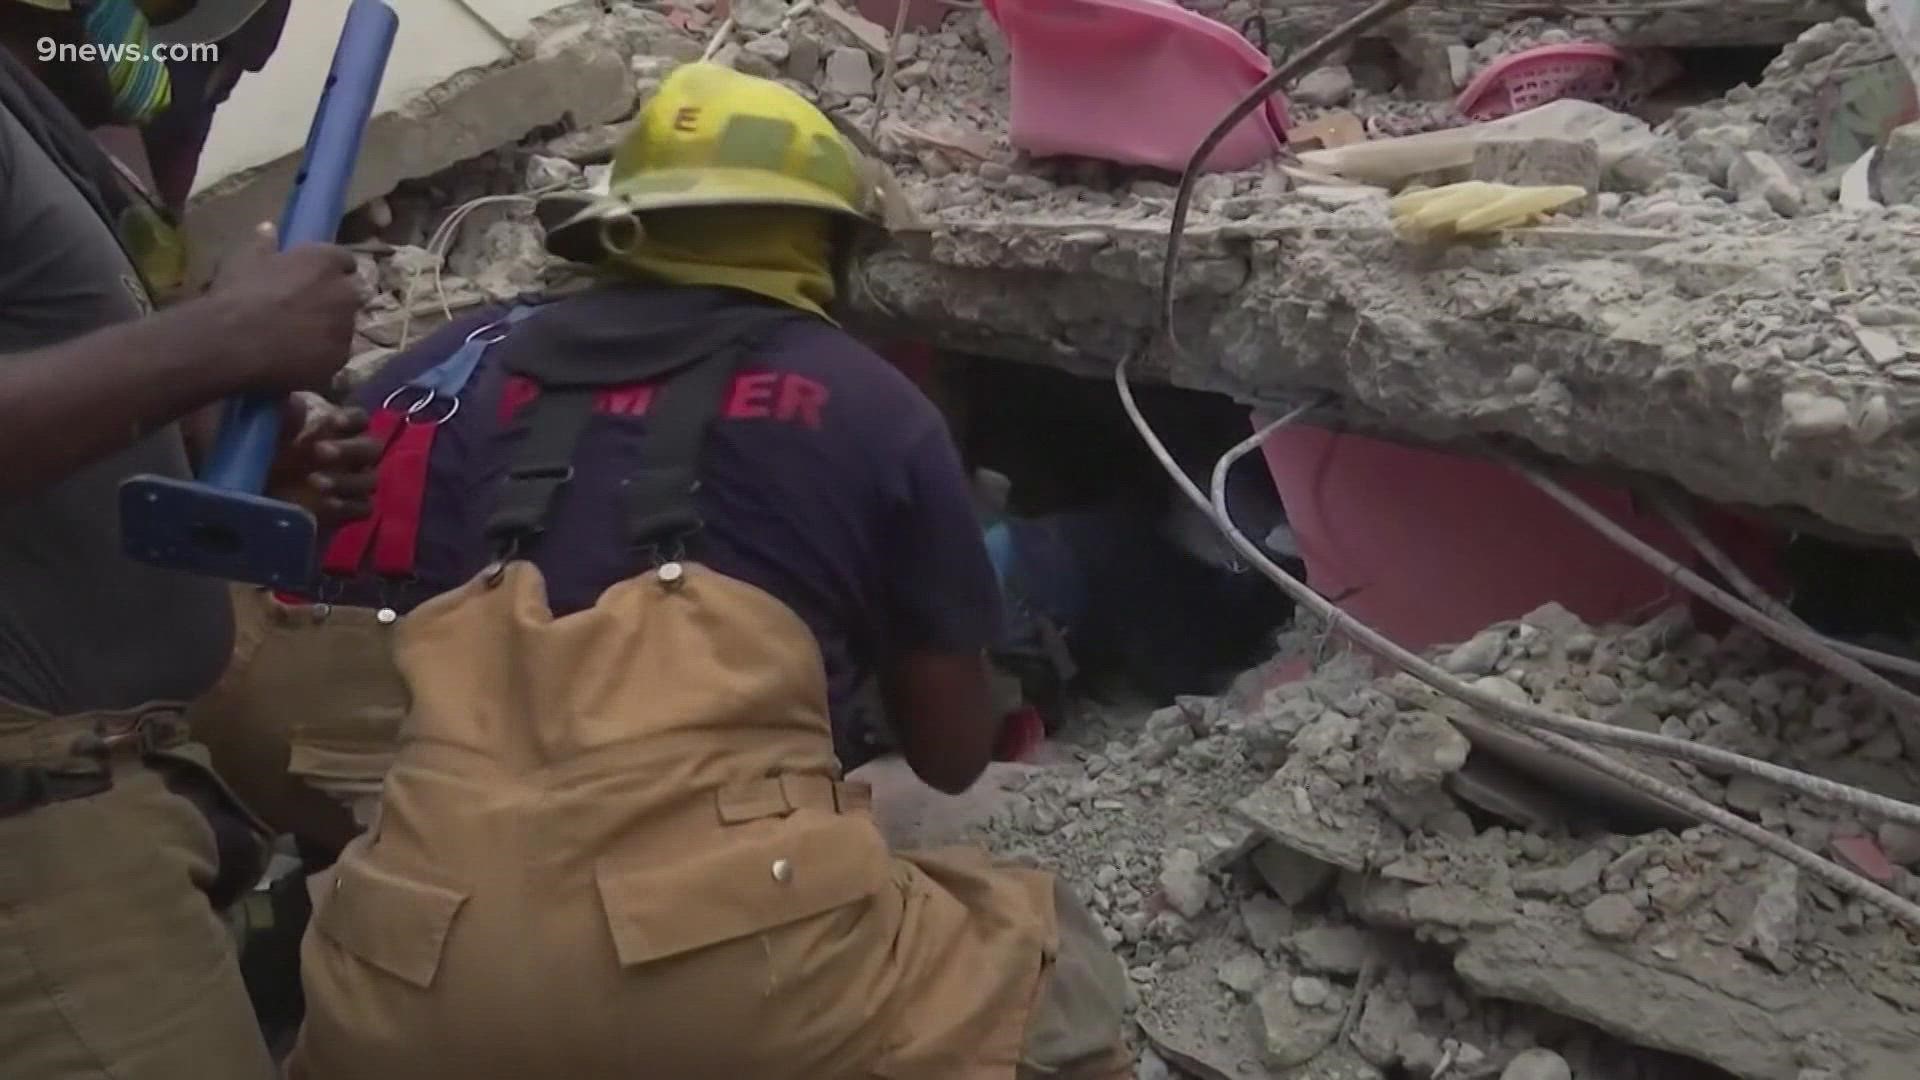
882,648,998,795
877,423,1007,795
0,232,362,499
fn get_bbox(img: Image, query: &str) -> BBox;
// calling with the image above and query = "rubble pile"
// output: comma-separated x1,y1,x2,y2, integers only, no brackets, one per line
333,2,1920,540
975,603,1920,1079
311,5,1920,1074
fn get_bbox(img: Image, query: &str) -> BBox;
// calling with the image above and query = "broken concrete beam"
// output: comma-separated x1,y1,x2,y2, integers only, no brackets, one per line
186,29,633,278
1451,915,1920,1080
846,211,1920,541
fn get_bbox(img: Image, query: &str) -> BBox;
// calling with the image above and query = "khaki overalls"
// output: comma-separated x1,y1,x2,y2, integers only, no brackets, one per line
282,300,1132,1078
186,588,404,851
0,701,278,1079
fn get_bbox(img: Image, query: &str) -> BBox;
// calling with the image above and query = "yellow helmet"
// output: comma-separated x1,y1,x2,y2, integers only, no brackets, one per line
613,62,872,220
543,62,915,261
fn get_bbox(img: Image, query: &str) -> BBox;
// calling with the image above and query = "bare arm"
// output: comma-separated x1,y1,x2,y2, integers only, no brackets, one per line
0,231,362,499
883,649,998,795
0,294,253,498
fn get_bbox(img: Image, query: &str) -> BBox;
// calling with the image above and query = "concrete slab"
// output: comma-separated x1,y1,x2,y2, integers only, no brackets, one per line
846,210,1920,541
185,1,631,274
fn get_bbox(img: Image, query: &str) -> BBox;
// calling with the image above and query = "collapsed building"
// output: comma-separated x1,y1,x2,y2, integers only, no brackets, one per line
185,0,1920,1076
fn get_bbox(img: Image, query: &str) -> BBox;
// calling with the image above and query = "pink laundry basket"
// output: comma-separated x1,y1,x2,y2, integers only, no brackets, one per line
982,0,1290,173
1455,42,1625,122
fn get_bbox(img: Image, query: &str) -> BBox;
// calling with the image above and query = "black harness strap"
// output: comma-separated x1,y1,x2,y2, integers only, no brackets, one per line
484,387,597,547
619,348,743,555
483,306,803,559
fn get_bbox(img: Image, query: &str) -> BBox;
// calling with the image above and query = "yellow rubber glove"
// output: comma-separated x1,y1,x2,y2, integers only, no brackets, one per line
1390,181,1587,239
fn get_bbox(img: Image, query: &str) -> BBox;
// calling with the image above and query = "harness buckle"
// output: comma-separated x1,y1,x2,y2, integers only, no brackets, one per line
380,385,460,426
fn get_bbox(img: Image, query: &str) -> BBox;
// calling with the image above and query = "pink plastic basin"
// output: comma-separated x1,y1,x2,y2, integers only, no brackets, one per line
1255,423,1782,651
983,0,1290,172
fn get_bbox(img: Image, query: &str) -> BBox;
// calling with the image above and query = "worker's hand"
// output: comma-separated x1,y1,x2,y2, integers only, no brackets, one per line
211,222,362,393
268,395,382,526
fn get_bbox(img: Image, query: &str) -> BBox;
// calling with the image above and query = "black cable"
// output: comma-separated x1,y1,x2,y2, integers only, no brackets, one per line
1158,0,1422,351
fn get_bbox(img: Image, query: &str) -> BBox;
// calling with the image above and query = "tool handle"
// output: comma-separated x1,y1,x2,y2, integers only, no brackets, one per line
201,0,399,493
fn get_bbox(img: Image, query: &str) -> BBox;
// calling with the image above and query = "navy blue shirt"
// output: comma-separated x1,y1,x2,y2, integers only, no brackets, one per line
336,285,1001,768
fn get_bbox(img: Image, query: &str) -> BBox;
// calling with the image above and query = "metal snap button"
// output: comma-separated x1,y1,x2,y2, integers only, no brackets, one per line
658,562,685,586
376,608,398,625
771,858,793,883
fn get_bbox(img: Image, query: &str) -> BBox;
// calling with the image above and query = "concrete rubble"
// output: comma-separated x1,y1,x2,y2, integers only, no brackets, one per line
309,2,1920,543
976,603,1920,1079
295,4,1920,1071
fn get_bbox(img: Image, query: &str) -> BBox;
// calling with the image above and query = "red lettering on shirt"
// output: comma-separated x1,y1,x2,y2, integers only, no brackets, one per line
775,374,829,430
496,370,827,429
600,384,656,417
725,372,778,420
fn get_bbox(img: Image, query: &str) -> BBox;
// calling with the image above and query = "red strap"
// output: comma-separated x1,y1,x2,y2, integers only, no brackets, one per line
368,418,437,578
319,408,407,578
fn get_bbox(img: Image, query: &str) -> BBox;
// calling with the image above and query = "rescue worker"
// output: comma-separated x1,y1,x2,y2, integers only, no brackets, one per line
140,0,291,212
85,0,292,301
276,62,1133,1078
0,3,377,1076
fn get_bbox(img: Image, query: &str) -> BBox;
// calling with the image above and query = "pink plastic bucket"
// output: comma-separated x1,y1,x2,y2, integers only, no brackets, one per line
983,0,1290,172
1254,424,1782,651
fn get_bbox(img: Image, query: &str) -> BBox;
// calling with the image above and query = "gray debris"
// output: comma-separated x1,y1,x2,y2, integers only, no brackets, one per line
1471,137,1603,200
1289,925,1380,977
1737,859,1801,973
1293,66,1355,108
1252,980,1345,1068
823,45,874,97
1443,629,1507,677
1728,150,1807,217
1160,848,1214,919
1880,122,1920,205
1290,976,1331,1008
1216,954,1267,997
1502,1048,1574,1080
1249,841,1338,905
1239,894,1294,953
1350,988,1419,1067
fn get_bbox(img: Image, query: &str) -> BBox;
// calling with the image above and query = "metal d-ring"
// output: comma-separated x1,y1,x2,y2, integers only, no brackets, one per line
382,384,433,413
406,394,460,426
380,385,461,425
465,317,511,348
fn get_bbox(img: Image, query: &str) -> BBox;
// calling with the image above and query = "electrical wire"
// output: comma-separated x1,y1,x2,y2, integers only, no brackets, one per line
395,184,569,348
1158,0,1421,354
1516,467,1920,727
1117,378,1920,927
1124,0,1920,929
1655,495,1920,684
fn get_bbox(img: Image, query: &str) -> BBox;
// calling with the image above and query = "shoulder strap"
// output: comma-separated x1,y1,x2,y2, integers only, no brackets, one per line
618,348,743,556
484,308,801,557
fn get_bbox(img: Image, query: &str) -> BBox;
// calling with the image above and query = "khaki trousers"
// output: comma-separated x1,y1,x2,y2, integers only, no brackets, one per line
0,749,276,1079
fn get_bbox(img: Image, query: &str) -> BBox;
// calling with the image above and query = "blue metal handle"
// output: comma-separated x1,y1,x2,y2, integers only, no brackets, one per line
201,0,399,493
